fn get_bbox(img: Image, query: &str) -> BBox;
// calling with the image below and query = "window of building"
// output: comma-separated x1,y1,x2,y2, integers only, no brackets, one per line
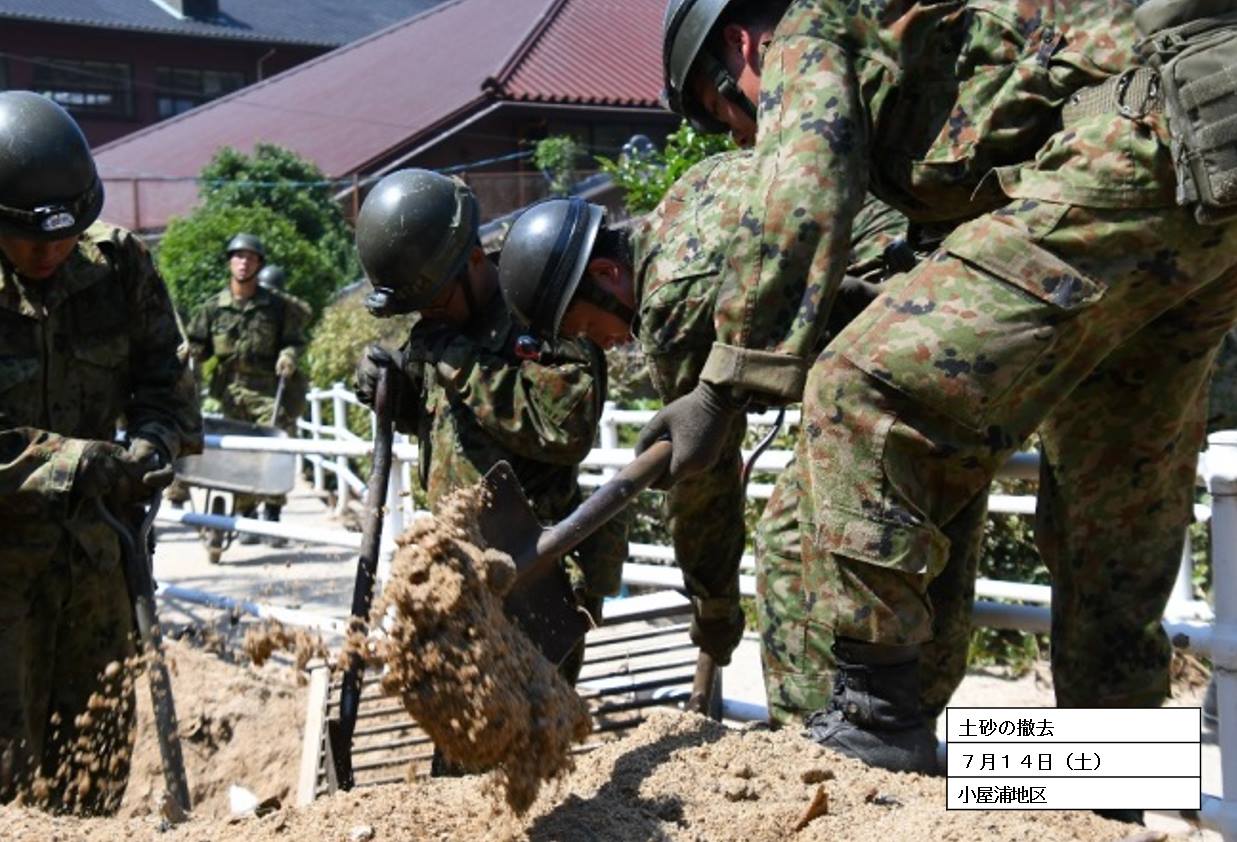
156,67,246,118
33,59,133,118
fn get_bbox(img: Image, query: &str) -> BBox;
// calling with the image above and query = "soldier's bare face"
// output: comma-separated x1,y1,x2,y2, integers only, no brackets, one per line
229,250,262,284
0,234,79,280
690,72,757,148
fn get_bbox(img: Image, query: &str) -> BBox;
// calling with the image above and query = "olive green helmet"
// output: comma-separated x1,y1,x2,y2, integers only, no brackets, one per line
0,91,104,241
225,232,266,259
355,168,480,317
662,0,756,133
497,197,604,338
257,264,286,291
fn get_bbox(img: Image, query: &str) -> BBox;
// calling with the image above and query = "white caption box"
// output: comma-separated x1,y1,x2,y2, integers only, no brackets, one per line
945,707,1201,811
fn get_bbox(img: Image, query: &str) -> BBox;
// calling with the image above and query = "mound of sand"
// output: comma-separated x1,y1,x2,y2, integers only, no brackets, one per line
121,639,306,819
0,708,1161,842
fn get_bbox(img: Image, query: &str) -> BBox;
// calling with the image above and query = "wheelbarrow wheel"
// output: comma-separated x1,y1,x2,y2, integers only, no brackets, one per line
206,495,227,564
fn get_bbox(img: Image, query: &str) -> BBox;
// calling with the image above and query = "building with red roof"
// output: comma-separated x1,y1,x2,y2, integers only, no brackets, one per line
92,0,677,232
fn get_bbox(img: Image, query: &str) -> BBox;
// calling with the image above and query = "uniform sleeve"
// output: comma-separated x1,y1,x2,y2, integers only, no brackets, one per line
704,32,868,401
0,427,88,514
120,231,204,458
185,300,212,362
430,336,602,466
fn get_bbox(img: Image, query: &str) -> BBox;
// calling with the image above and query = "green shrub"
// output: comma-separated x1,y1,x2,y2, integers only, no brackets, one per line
596,121,737,214
158,204,338,318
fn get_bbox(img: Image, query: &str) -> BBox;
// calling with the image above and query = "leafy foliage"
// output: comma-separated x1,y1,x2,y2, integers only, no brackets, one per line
533,136,585,197
596,120,737,214
159,204,338,318
156,145,358,319
199,144,359,283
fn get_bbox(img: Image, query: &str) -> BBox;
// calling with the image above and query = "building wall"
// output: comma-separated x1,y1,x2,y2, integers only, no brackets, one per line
0,20,323,146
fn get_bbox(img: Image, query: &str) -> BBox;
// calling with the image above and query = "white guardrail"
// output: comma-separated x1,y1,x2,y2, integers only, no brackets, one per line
163,382,1237,838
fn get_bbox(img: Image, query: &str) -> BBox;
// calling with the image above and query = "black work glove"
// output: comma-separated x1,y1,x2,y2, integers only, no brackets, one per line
690,602,746,667
128,436,175,490
75,441,163,505
354,344,404,409
634,381,744,486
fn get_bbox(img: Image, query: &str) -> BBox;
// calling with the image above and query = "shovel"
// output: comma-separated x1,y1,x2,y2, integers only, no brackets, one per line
269,374,287,427
478,440,672,666
96,494,192,818
330,366,397,791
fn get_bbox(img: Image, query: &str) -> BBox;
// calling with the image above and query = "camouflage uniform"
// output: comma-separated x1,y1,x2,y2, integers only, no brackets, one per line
400,290,625,641
0,223,201,812
186,284,308,509
711,1,1237,713
1208,329,1237,433
632,148,908,666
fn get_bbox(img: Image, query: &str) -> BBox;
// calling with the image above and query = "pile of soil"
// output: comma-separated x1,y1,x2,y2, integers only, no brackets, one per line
242,619,329,674
348,487,592,813
120,639,305,819
0,708,1164,842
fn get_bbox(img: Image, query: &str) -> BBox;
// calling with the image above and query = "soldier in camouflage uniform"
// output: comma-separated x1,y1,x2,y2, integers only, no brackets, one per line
351,169,626,686
0,92,201,812
652,0,1237,774
186,235,308,536
497,166,909,670
258,264,312,428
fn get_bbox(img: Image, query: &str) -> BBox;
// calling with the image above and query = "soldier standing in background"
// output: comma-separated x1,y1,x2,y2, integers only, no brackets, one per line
0,91,201,812
186,235,307,542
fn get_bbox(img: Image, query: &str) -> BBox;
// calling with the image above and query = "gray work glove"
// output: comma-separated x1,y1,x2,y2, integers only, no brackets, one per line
354,344,403,409
634,381,744,486
275,350,297,378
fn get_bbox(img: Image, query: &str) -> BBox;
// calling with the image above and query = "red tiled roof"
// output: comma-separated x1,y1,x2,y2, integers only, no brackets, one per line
93,0,671,231
495,0,665,107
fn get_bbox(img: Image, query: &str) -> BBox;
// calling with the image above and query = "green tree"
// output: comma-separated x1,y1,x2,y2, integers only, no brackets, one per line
533,136,585,196
198,144,359,283
158,204,337,317
596,121,736,214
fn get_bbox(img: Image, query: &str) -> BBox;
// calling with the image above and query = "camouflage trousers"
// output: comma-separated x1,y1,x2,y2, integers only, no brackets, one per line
649,349,747,665
757,453,986,725
793,197,1237,711
0,535,136,813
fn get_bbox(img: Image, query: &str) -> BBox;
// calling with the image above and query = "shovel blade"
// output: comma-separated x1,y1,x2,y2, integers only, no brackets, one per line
479,461,590,666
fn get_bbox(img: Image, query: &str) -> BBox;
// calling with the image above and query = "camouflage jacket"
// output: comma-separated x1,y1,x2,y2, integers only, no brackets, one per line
406,291,607,524
706,0,1140,401
0,222,202,564
186,284,308,399
633,149,907,400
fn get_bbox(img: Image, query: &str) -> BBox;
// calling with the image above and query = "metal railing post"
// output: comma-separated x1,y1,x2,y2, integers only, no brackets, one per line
332,383,349,516
1202,432,1237,841
599,401,618,482
310,392,325,491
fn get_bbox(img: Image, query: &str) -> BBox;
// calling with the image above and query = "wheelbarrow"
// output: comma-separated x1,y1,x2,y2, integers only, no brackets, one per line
173,416,298,563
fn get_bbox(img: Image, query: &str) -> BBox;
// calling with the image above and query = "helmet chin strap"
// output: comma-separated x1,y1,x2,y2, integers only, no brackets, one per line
700,51,758,124
575,279,635,325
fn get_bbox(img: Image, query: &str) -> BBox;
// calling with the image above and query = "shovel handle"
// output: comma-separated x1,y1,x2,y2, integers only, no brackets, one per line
336,365,397,790
517,439,672,584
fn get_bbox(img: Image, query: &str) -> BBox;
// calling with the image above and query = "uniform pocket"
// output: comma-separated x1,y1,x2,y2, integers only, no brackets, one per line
837,207,1104,432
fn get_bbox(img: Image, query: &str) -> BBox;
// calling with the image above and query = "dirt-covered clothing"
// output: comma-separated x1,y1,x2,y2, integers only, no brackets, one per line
0,221,201,812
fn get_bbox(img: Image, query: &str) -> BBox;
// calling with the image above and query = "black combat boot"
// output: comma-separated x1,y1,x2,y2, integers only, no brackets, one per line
264,504,288,548
803,638,939,774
